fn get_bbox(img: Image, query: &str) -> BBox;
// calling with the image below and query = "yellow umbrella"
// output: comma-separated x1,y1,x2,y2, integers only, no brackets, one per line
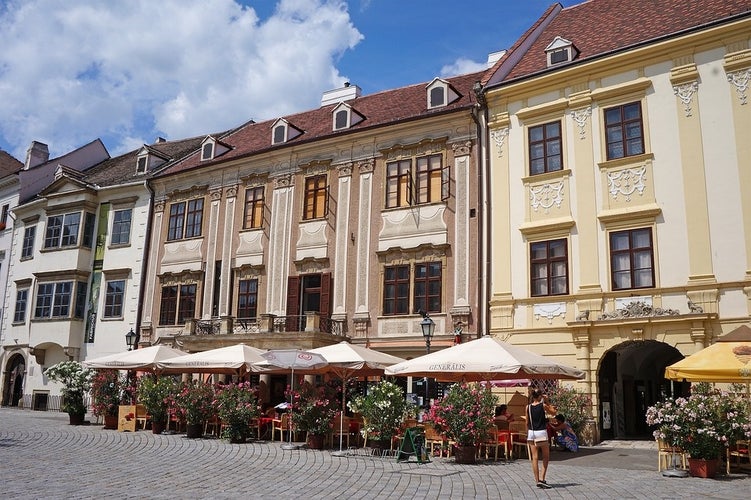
664,325,751,383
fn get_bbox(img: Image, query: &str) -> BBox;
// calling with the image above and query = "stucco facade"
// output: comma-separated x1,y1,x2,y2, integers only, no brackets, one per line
482,0,751,439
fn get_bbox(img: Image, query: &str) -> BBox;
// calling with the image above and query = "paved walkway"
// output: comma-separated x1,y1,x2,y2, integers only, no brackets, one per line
1,408,748,499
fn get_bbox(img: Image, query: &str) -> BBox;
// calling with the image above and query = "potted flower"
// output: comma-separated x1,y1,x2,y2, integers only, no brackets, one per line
136,376,176,434
90,370,124,429
348,379,415,450
44,361,94,425
427,383,497,464
215,381,259,443
646,382,751,478
546,384,593,442
174,380,215,438
288,381,339,449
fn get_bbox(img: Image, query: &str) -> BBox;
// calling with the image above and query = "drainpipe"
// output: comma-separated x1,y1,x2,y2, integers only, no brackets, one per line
471,81,490,338
135,180,155,348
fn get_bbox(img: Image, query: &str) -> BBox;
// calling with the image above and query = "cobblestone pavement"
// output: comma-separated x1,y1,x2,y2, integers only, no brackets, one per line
1,408,748,499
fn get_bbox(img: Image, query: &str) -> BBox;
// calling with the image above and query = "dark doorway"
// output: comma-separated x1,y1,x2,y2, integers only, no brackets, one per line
286,273,331,331
598,340,689,439
2,354,26,407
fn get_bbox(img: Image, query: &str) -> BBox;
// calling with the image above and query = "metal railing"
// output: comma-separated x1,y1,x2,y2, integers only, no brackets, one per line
190,314,346,336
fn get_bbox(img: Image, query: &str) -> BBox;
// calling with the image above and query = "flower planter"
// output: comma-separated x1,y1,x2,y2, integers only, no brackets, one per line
103,414,118,430
151,421,166,435
68,413,86,426
454,445,478,464
307,434,325,450
186,423,203,439
688,458,719,478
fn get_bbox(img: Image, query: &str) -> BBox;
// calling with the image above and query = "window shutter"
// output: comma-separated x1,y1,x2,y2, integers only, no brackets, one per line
324,185,330,217
407,169,414,206
441,164,451,201
286,276,300,317
320,273,331,318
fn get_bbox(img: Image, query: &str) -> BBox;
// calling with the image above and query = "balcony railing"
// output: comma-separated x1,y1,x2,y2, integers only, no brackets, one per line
188,313,346,336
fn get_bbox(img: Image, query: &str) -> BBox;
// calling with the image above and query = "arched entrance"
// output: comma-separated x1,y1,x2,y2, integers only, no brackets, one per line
2,354,26,407
597,340,688,439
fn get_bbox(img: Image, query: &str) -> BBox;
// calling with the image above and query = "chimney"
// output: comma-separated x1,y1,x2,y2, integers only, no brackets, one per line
321,82,361,107
25,141,50,169
155,137,166,143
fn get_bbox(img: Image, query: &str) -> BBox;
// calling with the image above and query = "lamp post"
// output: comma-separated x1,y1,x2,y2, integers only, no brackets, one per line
420,312,435,408
125,328,137,351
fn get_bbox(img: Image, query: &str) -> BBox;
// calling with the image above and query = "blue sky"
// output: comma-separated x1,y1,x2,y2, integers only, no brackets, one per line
0,0,577,161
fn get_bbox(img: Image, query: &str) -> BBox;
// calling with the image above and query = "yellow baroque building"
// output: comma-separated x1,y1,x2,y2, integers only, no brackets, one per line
481,0,751,439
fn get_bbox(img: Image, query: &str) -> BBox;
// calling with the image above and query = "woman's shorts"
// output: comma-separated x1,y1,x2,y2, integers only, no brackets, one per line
527,429,549,444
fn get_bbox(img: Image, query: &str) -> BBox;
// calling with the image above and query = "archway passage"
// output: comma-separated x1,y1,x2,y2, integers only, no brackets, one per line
2,354,26,407
598,340,688,439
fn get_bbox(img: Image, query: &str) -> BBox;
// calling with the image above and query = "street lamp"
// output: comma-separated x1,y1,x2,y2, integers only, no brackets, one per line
420,312,435,409
125,328,137,351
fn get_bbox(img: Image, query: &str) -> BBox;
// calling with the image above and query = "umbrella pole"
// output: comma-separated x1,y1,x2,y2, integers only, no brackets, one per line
281,366,300,450
332,372,349,457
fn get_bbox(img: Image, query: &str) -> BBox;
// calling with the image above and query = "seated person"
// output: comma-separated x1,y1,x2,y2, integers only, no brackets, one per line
494,404,514,426
549,414,579,452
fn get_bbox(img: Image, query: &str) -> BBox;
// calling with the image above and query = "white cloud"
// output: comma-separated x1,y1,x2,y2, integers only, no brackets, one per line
440,58,487,78
0,0,363,158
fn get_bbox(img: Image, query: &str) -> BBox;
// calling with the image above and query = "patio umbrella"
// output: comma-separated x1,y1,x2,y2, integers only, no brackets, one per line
307,342,406,456
384,336,585,382
156,343,266,374
256,349,328,450
664,324,751,384
83,345,187,370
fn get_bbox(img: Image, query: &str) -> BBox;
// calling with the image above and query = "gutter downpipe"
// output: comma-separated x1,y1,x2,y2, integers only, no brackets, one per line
472,82,489,338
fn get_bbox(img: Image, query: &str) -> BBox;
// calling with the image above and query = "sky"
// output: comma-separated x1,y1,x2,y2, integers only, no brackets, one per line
0,0,578,161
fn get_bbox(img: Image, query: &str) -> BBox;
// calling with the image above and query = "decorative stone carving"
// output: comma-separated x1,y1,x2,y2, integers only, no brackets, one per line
337,162,353,177
154,200,165,213
167,184,209,202
451,140,472,157
598,301,679,320
381,138,446,161
727,68,751,105
607,166,646,201
300,160,331,176
273,174,292,188
490,127,508,158
357,159,375,174
534,303,567,324
687,300,704,313
673,81,699,116
529,181,564,213
209,188,223,201
570,107,591,139
225,185,238,199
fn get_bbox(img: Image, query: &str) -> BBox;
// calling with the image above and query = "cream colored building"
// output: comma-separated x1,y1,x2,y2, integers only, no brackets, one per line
482,0,751,439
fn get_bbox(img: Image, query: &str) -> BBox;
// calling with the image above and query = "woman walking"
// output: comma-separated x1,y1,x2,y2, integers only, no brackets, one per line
527,389,552,489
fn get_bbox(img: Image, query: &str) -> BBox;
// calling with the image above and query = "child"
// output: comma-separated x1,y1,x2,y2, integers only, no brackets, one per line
549,414,579,452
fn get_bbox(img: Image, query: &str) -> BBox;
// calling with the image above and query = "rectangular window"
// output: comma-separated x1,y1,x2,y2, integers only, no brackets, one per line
605,102,644,160
529,121,562,175
383,265,410,315
22,226,36,259
104,280,125,318
303,175,327,220
1,204,8,225
14,289,28,323
167,199,203,241
243,187,264,229
530,239,569,297
82,213,96,248
237,279,258,319
610,228,654,290
111,209,132,245
74,281,87,319
158,284,197,325
416,155,442,204
386,154,446,208
44,212,83,249
413,262,442,314
34,282,73,318
385,160,411,208
159,286,178,325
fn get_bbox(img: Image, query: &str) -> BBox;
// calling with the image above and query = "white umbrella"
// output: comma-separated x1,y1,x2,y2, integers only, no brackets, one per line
156,343,266,374
83,345,187,370
384,336,585,382
307,342,405,456
257,349,328,450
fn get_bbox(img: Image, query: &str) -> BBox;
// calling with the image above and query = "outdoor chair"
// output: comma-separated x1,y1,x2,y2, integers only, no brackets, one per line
273,414,296,442
135,404,149,431
657,438,687,471
330,415,351,449
204,415,221,437
728,439,750,473
424,425,446,458
481,428,510,462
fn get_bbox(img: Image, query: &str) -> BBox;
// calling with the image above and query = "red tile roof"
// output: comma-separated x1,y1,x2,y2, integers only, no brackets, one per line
158,71,484,177
487,0,751,86
0,150,23,178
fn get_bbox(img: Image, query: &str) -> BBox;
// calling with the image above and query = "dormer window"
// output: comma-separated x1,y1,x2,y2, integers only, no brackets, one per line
201,141,214,161
426,78,460,109
136,155,148,174
331,102,364,131
545,36,578,67
271,118,303,145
